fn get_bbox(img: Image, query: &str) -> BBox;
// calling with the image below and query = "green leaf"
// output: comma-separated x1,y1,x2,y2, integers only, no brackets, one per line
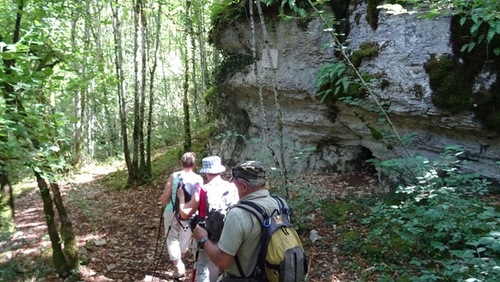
487,28,496,42
460,16,466,26
470,21,481,34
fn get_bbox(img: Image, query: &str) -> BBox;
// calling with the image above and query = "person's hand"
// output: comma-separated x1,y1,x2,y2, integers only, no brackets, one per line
177,187,185,201
193,224,208,242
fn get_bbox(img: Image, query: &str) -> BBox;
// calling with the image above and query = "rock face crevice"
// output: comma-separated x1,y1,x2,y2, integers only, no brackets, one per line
210,4,500,182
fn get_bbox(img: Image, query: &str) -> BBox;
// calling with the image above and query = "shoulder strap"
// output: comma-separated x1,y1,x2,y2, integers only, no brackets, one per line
236,201,266,223
232,201,270,279
171,173,182,207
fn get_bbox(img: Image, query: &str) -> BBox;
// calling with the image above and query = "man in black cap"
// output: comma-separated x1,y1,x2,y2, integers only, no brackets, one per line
192,160,281,280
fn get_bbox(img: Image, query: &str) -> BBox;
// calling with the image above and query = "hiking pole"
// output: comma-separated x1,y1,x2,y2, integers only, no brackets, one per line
151,205,165,280
191,245,200,282
190,221,205,282
152,206,176,280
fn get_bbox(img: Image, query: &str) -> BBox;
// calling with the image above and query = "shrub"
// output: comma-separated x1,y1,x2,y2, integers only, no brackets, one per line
362,146,500,281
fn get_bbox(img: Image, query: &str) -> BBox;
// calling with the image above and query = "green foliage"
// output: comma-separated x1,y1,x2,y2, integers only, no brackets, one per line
322,199,363,226
209,0,247,43
315,62,368,103
287,182,322,231
209,0,313,43
362,146,500,280
261,0,309,19
0,255,55,282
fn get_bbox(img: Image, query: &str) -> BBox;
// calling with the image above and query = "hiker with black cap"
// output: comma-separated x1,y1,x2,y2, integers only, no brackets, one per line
191,160,280,280
177,156,239,282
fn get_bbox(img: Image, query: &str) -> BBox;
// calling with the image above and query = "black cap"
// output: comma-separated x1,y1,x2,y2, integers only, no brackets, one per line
231,161,266,181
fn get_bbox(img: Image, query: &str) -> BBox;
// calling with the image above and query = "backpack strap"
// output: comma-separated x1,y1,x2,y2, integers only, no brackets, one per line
232,201,270,279
170,173,182,207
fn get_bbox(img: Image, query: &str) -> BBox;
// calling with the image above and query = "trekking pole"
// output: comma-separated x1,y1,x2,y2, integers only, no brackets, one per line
151,206,166,279
151,206,175,280
191,245,200,282
191,221,205,282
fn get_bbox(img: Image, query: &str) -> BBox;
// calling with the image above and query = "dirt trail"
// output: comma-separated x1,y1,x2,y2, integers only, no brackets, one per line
2,170,378,281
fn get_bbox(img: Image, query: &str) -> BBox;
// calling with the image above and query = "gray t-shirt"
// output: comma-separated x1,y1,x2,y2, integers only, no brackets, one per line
217,189,280,277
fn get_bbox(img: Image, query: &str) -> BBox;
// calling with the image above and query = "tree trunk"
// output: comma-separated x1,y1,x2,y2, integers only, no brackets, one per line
92,1,118,158
35,171,73,278
132,0,142,185
50,182,79,270
139,0,149,180
183,0,192,151
110,0,134,183
146,2,162,174
188,0,199,123
71,15,84,167
196,0,207,95
0,168,15,229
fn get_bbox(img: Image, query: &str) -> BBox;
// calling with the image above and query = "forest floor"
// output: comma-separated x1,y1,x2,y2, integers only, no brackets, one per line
1,165,379,282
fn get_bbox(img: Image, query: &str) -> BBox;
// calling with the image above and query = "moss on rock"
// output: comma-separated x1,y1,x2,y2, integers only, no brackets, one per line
424,54,472,114
351,41,379,68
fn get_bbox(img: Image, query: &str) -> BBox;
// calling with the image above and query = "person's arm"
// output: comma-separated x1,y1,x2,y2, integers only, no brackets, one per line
177,184,200,219
159,174,174,205
192,225,234,270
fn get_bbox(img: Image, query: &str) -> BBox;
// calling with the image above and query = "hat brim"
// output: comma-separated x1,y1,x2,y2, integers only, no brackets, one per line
200,165,226,174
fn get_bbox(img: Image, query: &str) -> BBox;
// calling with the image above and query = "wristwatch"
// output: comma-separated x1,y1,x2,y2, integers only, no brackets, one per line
199,237,209,249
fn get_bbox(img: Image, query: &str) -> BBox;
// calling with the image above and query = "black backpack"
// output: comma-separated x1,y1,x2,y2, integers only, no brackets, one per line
234,196,307,282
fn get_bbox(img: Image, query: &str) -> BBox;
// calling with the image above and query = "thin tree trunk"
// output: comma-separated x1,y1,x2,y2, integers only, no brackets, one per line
183,0,192,151
110,0,134,183
139,0,148,180
91,1,118,157
196,0,207,94
188,0,199,122
131,0,142,184
71,14,84,167
87,93,95,159
146,2,162,173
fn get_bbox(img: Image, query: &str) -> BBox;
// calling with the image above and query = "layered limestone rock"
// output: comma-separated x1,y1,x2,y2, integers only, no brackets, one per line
210,3,500,182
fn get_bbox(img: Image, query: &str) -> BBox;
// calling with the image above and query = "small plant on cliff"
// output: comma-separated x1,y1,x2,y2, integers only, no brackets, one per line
315,62,373,103
315,62,352,102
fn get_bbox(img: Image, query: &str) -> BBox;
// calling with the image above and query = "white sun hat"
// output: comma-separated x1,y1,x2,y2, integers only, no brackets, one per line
199,156,226,174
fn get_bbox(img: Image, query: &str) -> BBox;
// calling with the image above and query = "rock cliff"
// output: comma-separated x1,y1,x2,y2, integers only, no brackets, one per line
209,3,500,183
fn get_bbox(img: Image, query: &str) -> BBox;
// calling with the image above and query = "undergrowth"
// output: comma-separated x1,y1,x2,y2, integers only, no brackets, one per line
314,146,500,281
